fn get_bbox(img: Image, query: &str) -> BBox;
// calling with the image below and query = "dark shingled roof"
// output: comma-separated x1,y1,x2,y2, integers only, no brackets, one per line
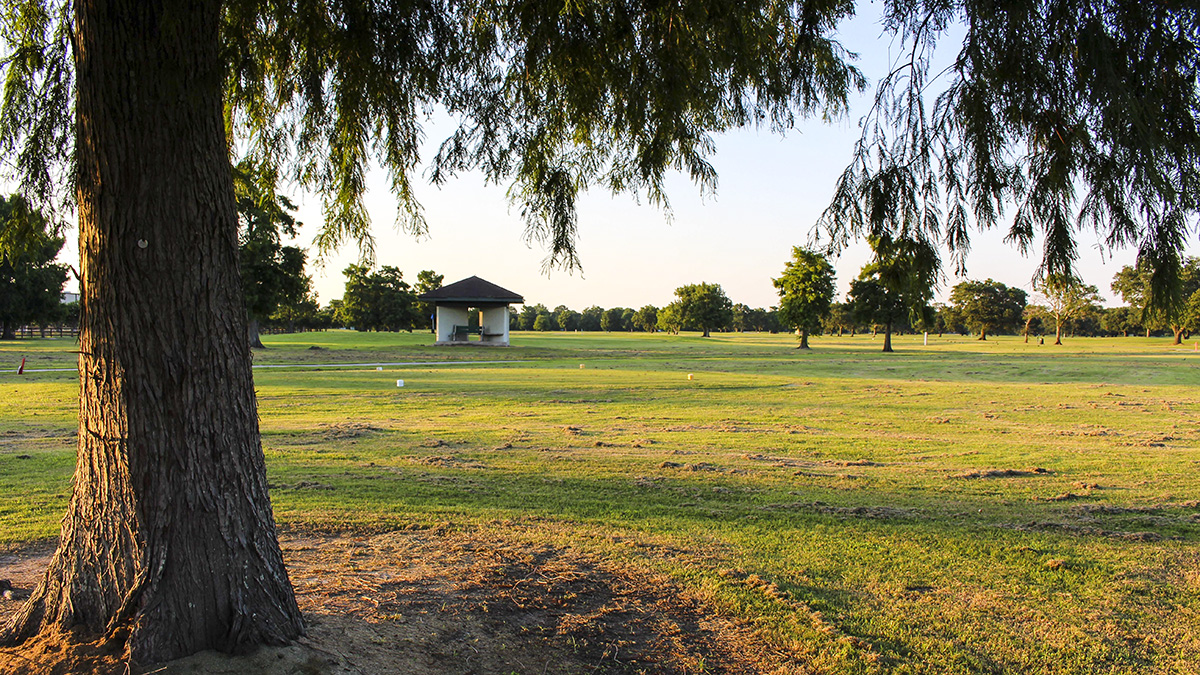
417,276,524,303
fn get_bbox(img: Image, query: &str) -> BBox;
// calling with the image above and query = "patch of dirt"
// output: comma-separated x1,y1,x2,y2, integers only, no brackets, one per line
1,529,798,674
407,455,485,469
1036,492,1084,502
319,423,382,440
659,461,727,473
743,453,811,468
1,426,73,441
999,521,1167,542
1055,425,1115,437
823,459,881,467
952,467,1050,479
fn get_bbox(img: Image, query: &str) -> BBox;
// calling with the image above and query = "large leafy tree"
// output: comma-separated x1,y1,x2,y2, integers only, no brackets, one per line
553,305,581,331
773,246,835,349
0,0,864,664
1111,257,1200,344
340,264,422,332
234,160,309,348
656,303,683,334
847,235,939,352
1100,306,1141,338
819,0,1200,308
269,288,322,333
579,305,604,331
633,305,658,333
601,306,626,332
948,279,1028,340
413,270,444,333
0,194,68,339
669,282,733,337
1034,274,1102,345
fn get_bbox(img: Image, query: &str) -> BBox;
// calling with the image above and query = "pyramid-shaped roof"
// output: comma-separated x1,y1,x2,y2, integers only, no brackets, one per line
417,276,524,304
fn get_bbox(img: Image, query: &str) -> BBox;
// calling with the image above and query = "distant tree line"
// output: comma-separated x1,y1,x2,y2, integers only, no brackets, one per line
8,178,1195,347
773,244,1200,352
509,283,785,336
259,253,1200,348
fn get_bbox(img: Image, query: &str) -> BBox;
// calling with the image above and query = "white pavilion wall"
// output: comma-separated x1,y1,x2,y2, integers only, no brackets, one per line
435,306,471,342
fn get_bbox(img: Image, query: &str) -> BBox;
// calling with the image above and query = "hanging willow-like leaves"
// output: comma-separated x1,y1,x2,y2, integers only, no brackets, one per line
820,0,1200,310
222,0,864,268
0,0,865,268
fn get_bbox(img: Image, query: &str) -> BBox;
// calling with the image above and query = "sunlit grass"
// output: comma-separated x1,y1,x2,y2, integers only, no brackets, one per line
1,330,1198,673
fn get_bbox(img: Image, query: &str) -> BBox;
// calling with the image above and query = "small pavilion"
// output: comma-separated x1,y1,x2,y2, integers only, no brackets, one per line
418,276,524,346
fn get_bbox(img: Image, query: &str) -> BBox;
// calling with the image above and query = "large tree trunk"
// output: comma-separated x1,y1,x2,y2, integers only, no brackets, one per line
978,328,987,340
1173,326,1184,345
1055,320,1064,345
798,327,810,349
2,0,303,665
882,319,893,353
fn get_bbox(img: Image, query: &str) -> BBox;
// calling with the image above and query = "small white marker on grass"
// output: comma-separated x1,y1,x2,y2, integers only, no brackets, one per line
377,366,383,371
396,379,405,387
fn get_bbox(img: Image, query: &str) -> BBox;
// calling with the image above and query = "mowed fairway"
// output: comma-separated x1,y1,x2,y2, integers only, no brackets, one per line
2,331,1198,673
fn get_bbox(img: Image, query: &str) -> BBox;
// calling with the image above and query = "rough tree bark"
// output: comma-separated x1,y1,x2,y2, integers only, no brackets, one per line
2,0,303,665
797,327,811,349
882,319,893,353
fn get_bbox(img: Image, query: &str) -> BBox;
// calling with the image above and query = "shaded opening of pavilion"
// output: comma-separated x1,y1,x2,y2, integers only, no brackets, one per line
417,276,524,346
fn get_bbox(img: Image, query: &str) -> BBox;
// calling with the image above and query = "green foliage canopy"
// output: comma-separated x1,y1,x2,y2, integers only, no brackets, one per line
948,279,1028,340
847,234,939,351
1111,257,1200,341
413,270,444,331
340,264,421,332
773,246,835,347
1,0,864,269
818,0,1200,307
0,194,67,338
1034,274,1101,344
234,161,309,328
668,282,732,337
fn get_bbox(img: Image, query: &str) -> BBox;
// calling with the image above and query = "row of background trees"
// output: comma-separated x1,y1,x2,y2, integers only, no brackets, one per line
774,242,1200,351
5,184,1198,347
256,253,1200,350
17,167,1181,347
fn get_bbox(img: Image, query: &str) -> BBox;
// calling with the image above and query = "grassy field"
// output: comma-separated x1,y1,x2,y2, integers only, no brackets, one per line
1,330,1198,673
